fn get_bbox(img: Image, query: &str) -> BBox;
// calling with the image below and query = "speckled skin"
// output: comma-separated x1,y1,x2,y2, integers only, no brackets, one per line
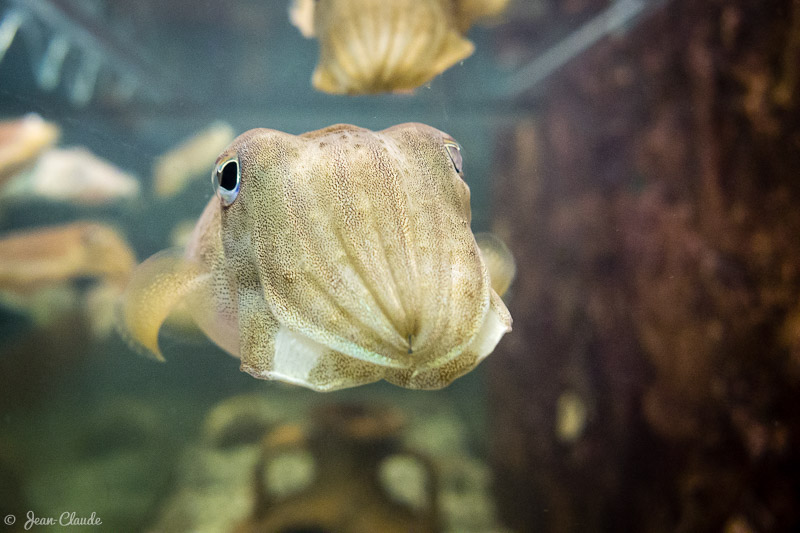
120,123,512,391
292,0,508,94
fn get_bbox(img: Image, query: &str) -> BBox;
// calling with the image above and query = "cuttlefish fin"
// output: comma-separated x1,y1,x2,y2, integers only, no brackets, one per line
116,248,208,361
475,232,516,297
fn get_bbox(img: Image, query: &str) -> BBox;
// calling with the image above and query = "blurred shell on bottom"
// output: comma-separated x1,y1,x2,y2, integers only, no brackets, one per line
150,394,507,533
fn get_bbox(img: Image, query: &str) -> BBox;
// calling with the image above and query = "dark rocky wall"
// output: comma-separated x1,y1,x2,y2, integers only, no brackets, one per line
488,1,800,531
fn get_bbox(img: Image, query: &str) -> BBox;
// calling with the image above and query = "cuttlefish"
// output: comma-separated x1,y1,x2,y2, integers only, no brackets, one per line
0,114,60,186
119,123,514,391
290,0,509,94
153,121,235,198
2,147,140,206
0,221,136,333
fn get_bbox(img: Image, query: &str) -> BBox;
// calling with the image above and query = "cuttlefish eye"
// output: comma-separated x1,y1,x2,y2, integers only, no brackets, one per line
213,157,240,206
444,139,463,174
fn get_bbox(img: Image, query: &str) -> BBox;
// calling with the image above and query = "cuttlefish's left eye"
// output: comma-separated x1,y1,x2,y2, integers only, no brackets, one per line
213,157,240,206
444,139,463,174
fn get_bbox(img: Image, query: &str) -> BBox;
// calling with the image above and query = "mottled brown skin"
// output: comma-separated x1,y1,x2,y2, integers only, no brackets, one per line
120,123,512,391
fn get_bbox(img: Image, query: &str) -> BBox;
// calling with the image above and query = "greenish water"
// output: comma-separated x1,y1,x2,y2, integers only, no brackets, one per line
0,1,543,531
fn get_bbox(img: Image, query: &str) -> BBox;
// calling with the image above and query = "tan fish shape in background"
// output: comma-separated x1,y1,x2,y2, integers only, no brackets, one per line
153,121,235,198
119,123,514,391
0,222,136,333
289,0,509,94
2,147,140,205
0,114,60,186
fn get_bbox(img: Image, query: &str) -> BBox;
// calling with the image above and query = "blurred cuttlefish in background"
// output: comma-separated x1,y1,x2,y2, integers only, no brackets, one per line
2,147,140,206
290,0,509,94
0,114,60,186
153,121,235,198
0,222,137,337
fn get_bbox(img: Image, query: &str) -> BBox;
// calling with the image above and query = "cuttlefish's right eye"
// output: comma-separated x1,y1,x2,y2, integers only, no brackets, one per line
213,156,240,206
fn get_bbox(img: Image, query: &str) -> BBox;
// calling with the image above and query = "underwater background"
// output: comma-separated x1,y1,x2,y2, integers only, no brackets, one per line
1,0,799,532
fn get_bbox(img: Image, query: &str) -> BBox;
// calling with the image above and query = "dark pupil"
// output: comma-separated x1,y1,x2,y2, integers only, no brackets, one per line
219,161,238,191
